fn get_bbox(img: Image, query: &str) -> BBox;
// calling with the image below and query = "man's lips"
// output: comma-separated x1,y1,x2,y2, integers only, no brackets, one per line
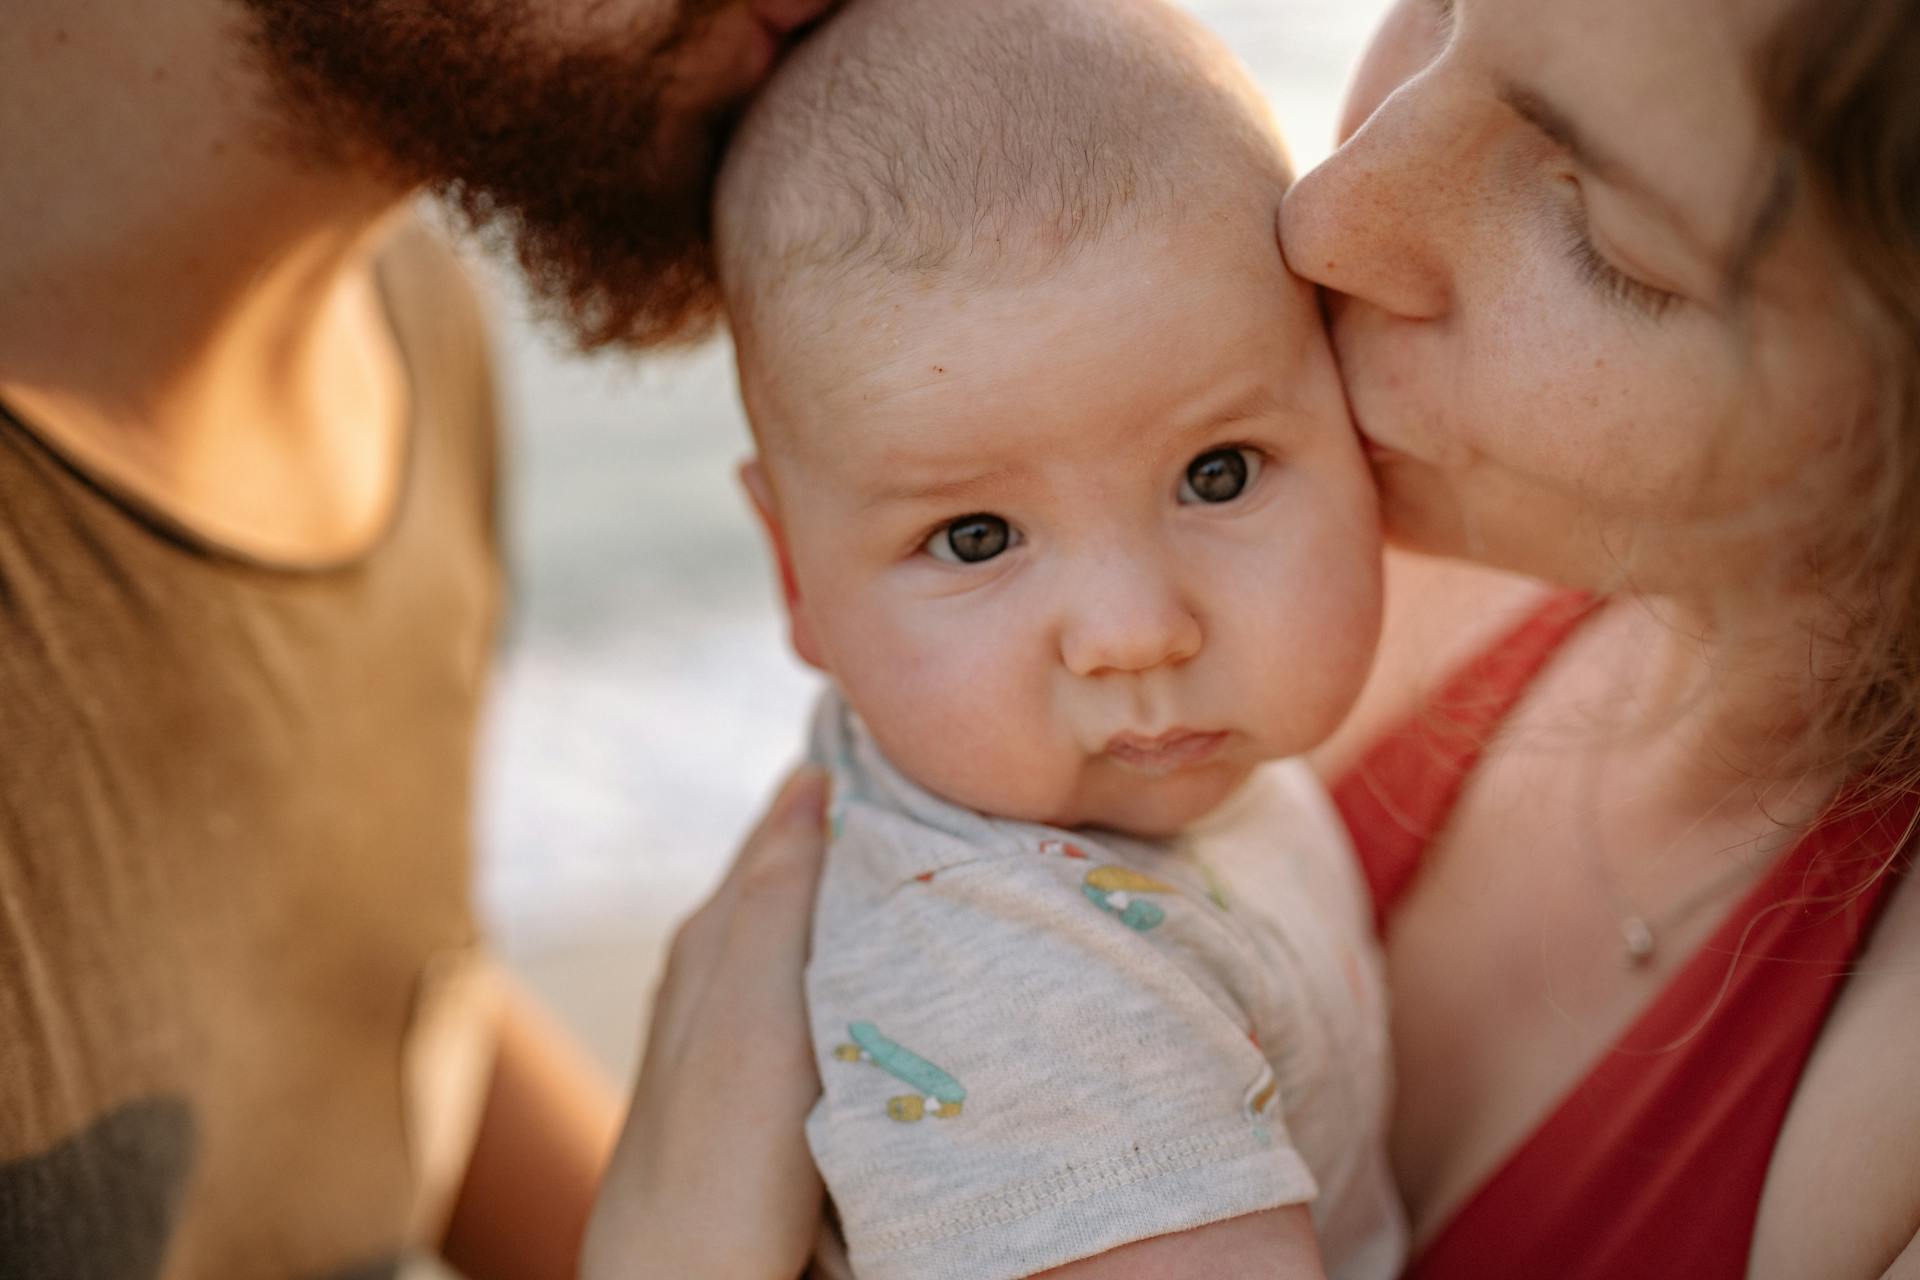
1103,729,1229,776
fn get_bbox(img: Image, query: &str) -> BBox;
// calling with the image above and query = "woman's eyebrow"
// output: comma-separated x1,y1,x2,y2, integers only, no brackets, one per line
1495,75,1721,264
1496,79,1640,191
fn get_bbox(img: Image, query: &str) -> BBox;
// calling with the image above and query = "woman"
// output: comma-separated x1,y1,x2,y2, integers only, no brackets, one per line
586,0,1920,1274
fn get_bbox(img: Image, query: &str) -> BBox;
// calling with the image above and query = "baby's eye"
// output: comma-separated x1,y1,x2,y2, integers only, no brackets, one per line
1178,447,1263,505
926,514,1018,564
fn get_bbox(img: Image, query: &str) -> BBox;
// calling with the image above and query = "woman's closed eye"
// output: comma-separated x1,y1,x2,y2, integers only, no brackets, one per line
925,513,1021,565
1557,180,1682,320
1179,446,1265,506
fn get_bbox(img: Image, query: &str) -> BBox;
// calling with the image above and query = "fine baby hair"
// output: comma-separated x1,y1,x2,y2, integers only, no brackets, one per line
716,0,1291,353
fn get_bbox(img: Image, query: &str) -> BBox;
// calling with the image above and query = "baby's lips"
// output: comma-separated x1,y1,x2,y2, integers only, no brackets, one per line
1103,729,1229,774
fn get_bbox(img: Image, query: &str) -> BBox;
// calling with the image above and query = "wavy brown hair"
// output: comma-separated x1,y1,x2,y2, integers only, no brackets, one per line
1755,0,1920,812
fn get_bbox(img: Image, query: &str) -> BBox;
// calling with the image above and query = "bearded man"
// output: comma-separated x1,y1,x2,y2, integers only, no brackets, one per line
0,2,829,1275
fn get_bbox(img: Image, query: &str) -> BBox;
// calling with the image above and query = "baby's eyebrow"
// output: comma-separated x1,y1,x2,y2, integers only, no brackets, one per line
859,463,1024,511
1180,384,1287,438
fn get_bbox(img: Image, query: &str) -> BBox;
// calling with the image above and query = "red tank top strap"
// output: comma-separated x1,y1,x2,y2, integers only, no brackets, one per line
1411,787,1917,1280
1332,589,1919,1276
1332,590,1598,931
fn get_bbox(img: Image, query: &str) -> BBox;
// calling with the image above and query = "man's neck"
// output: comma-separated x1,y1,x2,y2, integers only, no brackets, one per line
1,1,419,562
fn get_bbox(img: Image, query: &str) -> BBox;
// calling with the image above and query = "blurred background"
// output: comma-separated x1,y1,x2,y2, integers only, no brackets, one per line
473,0,1398,1084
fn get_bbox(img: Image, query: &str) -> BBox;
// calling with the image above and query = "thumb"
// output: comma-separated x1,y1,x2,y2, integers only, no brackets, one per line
722,764,831,893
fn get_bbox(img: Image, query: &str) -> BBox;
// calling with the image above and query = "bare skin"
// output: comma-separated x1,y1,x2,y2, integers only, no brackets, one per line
0,2,411,564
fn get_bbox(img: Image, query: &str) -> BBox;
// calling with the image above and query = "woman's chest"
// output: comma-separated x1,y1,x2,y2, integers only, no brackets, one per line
1378,771,1676,1241
1382,759,1920,1275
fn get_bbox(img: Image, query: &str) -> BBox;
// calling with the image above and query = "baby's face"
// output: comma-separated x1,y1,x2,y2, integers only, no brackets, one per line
748,212,1381,837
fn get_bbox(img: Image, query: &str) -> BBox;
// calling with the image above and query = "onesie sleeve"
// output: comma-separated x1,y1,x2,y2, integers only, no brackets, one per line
804,837,1318,1280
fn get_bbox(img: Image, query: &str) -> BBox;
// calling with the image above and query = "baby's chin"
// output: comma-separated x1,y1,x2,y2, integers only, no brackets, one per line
1039,759,1259,840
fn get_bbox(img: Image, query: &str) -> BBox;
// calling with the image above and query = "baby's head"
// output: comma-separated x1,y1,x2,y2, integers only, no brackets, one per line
720,0,1380,837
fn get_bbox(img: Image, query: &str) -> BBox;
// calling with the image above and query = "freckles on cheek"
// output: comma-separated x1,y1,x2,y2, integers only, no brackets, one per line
1471,286,1627,470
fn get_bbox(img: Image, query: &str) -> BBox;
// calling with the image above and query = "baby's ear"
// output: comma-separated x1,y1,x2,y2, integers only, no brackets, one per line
738,458,827,671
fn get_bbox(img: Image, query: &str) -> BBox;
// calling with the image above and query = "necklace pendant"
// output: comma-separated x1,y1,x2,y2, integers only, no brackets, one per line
1621,916,1657,968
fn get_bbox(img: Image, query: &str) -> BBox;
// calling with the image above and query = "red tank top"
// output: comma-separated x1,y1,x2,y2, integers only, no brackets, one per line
1333,593,1917,1279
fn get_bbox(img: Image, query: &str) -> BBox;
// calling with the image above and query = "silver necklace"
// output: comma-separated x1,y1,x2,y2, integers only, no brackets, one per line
1590,844,1776,969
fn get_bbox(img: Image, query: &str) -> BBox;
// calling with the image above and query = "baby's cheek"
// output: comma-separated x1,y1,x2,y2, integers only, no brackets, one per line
1228,527,1380,750
868,693,1068,821
1294,567,1384,736
836,613,1070,819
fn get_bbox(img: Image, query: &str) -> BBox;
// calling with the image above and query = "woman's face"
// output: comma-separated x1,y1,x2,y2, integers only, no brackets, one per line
1280,0,1871,595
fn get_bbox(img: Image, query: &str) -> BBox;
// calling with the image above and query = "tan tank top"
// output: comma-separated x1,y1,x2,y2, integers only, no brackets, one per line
0,224,504,1279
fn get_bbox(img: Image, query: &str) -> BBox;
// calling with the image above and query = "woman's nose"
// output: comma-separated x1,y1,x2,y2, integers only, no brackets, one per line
1278,75,1461,323
1057,566,1203,679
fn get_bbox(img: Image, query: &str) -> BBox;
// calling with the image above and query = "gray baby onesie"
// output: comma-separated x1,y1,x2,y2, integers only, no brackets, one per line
805,690,1407,1280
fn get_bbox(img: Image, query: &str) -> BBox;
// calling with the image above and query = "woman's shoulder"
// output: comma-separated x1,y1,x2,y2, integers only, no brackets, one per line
1308,552,1559,782
1753,863,1920,1278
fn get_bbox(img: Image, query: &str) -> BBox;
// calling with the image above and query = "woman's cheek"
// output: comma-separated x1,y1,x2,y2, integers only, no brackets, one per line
1491,333,1728,512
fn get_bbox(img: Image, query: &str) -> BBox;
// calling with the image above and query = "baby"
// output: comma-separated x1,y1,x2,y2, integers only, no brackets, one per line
715,0,1403,1275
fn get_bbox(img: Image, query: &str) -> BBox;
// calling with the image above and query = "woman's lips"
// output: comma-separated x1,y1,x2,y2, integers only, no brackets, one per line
751,0,834,38
1103,729,1229,776
1351,412,1397,462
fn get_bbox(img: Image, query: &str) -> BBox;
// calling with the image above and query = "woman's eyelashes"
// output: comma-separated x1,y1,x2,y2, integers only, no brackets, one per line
925,514,1018,565
1558,184,1681,320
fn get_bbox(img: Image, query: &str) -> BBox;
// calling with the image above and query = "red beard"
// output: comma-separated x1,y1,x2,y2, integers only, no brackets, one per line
240,0,750,349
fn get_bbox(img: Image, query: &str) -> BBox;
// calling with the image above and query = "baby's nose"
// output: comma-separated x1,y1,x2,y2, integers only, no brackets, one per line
1058,569,1203,678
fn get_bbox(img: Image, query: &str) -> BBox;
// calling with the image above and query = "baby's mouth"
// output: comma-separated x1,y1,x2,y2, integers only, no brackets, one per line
1103,729,1229,776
